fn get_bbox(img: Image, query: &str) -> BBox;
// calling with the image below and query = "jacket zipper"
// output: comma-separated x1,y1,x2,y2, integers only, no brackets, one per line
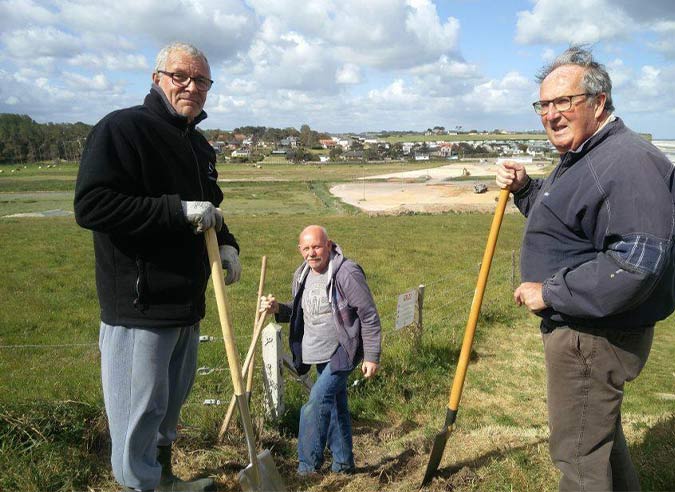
134,257,148,312
186,128,209,313
185,128,205,200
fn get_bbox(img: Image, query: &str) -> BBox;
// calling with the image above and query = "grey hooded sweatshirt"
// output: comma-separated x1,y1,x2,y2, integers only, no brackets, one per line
275,243,382,375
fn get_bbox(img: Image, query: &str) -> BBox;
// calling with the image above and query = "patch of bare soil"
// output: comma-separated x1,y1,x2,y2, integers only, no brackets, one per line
331,180,514,215
170,415,555,492
330,162,548,214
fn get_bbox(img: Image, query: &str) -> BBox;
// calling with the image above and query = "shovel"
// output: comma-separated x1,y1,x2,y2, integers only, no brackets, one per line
204,229,286,492
218,256,268,441
421,188,509,487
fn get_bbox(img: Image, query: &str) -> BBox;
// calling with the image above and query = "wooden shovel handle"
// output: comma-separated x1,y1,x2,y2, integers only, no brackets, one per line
448,188,509,411
246,256,268,393
204,228,245,396
218,310,269,440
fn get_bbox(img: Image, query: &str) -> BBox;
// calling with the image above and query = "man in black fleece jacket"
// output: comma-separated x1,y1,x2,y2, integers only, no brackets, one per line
496,46,674,491
74,42,239,492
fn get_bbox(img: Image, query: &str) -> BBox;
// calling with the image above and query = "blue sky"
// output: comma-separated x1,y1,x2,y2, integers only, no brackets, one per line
1,0,674,138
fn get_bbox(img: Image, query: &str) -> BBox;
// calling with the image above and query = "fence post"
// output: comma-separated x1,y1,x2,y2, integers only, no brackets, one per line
261,322,284,420
415,284,425,348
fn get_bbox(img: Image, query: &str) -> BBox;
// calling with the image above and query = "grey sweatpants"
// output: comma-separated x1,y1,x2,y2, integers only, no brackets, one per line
99,321,200,490
543,325,653,492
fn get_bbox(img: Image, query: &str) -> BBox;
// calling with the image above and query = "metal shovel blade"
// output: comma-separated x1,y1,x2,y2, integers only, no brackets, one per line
238,449,286,492
421,408,456,486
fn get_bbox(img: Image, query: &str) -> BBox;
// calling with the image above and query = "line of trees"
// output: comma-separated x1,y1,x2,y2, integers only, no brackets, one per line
0,113,337,165
0,114,92,164
201,124,330,148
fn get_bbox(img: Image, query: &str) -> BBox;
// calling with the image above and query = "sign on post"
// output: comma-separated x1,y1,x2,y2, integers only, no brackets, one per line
395,288,419,330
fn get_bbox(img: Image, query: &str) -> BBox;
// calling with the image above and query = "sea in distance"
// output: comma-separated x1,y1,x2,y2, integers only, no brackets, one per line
653,140,675,164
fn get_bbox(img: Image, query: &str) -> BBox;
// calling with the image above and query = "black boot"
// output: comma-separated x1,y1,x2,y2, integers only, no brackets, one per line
156,445,216,492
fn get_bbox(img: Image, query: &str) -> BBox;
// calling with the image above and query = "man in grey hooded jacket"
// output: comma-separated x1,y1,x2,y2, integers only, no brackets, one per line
261,225,381,475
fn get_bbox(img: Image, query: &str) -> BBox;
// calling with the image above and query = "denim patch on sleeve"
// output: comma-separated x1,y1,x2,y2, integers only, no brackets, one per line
608,235,666,275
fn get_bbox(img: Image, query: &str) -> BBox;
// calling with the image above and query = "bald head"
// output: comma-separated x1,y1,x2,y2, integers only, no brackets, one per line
299,225,328,243
298,225,332,273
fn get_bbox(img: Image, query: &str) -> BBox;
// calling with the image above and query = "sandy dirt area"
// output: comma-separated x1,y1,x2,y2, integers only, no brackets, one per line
330,162,524,214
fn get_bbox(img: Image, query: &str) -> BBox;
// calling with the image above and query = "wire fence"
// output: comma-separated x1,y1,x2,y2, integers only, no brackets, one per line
1,249,520,405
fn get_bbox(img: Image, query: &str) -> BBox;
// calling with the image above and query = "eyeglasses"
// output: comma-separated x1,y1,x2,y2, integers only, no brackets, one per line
532,93,593,115
157,70,213,91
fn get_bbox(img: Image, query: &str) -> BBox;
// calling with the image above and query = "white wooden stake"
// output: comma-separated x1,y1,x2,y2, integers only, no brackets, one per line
261,323,284,419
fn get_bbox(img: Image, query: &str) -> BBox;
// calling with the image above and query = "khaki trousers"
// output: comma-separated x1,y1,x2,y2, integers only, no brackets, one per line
542,325,653,491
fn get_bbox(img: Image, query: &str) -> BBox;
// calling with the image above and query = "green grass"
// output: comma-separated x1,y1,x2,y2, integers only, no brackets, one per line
0,161,673,492
215,160,448,182
0,192,74,215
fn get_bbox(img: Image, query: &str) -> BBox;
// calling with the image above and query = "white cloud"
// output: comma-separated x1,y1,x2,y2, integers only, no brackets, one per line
610,0,675,23
336,64,360,85
62,72,121,92
1,26,81,59
246,31,338,92
69,53,148,71
648,21,675,58
542,48,555,62
24,0,258,63
462,71,536,115
634,66,661,97
515,0,634,45
652,21,675,32
606,58,631,89
604,61,675,118
248,0,461,71
368,79,420,107
331,0,461,69
409,56,482,96
0,0,56,31
0,0,673,137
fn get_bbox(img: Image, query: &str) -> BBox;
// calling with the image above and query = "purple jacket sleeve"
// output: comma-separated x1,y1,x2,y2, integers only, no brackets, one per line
341,266,382,364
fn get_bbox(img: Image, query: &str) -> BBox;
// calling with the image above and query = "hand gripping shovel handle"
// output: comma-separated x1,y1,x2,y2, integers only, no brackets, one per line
204,229,262,488
218,257,268,441
421,188,510,487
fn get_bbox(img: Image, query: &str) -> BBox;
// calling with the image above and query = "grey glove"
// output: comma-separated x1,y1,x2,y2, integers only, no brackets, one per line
219,244,242,285
181,201,223,234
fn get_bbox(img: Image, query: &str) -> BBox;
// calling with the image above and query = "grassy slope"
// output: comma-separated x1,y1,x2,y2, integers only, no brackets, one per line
0,162,673,492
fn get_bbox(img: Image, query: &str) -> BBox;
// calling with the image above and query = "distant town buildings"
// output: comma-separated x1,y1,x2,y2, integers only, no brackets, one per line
208,128,557,163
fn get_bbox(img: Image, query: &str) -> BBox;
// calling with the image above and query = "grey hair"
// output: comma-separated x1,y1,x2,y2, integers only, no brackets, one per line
536,45,614,112
154,42,209,74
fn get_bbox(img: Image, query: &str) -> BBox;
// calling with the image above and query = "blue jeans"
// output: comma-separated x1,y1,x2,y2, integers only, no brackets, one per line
297,362,355,473
99,322,200,490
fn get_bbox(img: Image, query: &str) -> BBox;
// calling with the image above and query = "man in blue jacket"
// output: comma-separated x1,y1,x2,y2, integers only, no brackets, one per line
75,42,241,492
497,46,675,491
260,225,381,476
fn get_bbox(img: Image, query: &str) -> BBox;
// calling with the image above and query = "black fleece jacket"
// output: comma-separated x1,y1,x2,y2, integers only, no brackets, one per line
74,86,238,328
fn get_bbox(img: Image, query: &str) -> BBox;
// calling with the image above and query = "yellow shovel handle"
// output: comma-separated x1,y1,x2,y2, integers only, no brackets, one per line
448,188,510,411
